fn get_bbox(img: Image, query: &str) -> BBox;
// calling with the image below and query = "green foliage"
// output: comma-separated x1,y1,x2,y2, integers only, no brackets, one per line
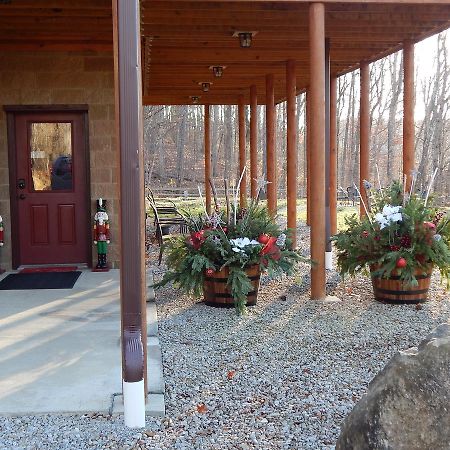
332,181,450,287
155,200,309,314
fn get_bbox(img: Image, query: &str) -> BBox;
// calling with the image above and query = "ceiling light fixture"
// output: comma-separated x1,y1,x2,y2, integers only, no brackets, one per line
210,65,226,78
232,31,258,48
200,82,211,92
190,96,200,104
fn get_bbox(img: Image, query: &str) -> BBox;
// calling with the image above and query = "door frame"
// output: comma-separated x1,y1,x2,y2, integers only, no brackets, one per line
4,105,91,269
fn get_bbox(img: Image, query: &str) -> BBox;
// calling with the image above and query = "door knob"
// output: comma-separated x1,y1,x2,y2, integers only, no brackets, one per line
19,194,26,200
18,179,26,189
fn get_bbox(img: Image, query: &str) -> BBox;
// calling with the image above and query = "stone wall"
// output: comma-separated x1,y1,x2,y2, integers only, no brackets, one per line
0,51,120,269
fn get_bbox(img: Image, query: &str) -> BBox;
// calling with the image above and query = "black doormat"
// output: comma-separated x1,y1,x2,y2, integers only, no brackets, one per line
0,271,82,290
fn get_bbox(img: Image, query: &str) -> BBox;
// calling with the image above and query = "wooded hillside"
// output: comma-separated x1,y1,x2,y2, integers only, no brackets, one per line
144,32,450,198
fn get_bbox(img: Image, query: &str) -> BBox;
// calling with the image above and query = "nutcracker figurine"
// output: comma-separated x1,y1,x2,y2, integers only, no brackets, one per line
0,215,4,274
93,199,110,271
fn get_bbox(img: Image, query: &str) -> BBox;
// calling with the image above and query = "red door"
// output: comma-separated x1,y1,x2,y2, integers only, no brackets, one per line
13,111,90,266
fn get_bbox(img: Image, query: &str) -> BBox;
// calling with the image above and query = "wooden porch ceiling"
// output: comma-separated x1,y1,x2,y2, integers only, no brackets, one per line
141,1,450,105
0,1,449,105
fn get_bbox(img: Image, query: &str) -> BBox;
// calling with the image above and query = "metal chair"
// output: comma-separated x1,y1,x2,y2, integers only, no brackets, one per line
148,201,188,265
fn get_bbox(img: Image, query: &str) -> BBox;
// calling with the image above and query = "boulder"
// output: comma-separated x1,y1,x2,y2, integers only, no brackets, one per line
336,323,450,450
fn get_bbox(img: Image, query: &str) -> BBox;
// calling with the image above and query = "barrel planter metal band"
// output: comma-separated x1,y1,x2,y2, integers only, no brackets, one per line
203,265,261,308
370,266,432,304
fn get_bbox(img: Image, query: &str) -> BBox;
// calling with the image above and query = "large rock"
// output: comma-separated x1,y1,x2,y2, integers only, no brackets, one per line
336,323,450,450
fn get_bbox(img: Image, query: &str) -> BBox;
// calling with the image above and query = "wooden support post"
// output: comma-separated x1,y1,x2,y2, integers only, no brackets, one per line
250,85,258,199
113,0,146,427
360,62,370,217
306,90,311,226
324,39,332,269
309,2,326,300
403,41,415,191
204,104,212,214
266,73,276,216
286,59,297,246
238,96,247,207
330,76,338,236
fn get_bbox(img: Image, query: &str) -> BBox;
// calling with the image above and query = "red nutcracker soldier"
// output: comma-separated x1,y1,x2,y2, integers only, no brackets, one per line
93,199,110,271
0,215,4,274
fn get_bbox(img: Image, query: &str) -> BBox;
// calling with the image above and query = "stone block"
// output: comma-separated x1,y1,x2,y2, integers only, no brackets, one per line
336,323,450,450
89,104,109,121
84,56,114,73
91,168,112,184
50,88,86,104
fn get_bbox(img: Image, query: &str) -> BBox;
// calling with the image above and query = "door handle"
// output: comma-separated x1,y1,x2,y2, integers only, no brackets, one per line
19,194,26,200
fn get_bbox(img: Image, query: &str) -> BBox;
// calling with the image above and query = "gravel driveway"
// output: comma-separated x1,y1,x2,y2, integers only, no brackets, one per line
1,229,449,450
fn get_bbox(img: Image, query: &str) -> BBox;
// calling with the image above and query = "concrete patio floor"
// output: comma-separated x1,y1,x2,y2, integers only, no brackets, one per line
0,269,164,416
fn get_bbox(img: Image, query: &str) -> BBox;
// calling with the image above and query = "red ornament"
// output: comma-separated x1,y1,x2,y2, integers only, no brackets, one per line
361,231,369,238
396,257,407,268
206,268,214,276
423,221,436,230
222,227,228,234
190,230,205,250
258,234,270,244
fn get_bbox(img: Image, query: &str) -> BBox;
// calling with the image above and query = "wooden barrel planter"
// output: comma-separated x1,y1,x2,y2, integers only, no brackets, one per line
370,266,433,304
203,265,261,308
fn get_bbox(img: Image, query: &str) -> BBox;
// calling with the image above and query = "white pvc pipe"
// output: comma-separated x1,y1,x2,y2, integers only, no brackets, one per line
325,251,333,270
123,380,146,428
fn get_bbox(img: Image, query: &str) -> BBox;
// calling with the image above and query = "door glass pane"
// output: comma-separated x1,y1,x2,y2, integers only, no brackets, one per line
30,122,72,191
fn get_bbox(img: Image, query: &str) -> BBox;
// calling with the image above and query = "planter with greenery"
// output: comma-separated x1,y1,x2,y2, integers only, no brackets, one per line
332,177,450,303
155,189,305,314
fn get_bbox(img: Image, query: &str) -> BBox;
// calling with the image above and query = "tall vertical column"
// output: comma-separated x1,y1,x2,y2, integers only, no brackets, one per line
113,0,146,428
309,2,326,300
238,96,247,207
360,62,370,217
286,59,297,246
266,73,277,216
403,40,415,190
204,104,212,214
306,90,311,226
330,76,338,236
250,85,258,198
324,39,332,270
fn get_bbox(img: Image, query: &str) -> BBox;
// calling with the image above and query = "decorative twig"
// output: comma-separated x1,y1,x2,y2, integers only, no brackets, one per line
224,179,231,224
353,183,373,226
234,166,247,226
403,173,407,206
424,167,438,207
197,185,210,220
208,178,220,211
375,164,383,192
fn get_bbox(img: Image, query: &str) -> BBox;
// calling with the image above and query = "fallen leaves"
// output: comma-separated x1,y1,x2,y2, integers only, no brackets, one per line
196,403,208,414
227,370,236,380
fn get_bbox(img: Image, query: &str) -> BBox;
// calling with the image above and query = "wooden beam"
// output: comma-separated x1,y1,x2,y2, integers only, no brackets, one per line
309,2,326,300
205,104,212,214
325,39,332,266
306,89,311,226
329,75,338,236
250,85,258,198
360,61,370,217
266,73,277,216
113,0,146,426
286,59,297,247
238,96,247,207
403,40,415,190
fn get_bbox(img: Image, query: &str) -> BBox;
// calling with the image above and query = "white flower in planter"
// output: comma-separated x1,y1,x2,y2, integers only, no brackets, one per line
230,237,260,253
375,205,403,229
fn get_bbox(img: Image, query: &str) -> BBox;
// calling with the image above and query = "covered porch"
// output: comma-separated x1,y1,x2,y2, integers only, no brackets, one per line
0,0,449,428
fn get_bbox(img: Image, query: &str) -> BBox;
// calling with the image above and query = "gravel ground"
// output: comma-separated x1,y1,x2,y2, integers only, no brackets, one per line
1,225,450,450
